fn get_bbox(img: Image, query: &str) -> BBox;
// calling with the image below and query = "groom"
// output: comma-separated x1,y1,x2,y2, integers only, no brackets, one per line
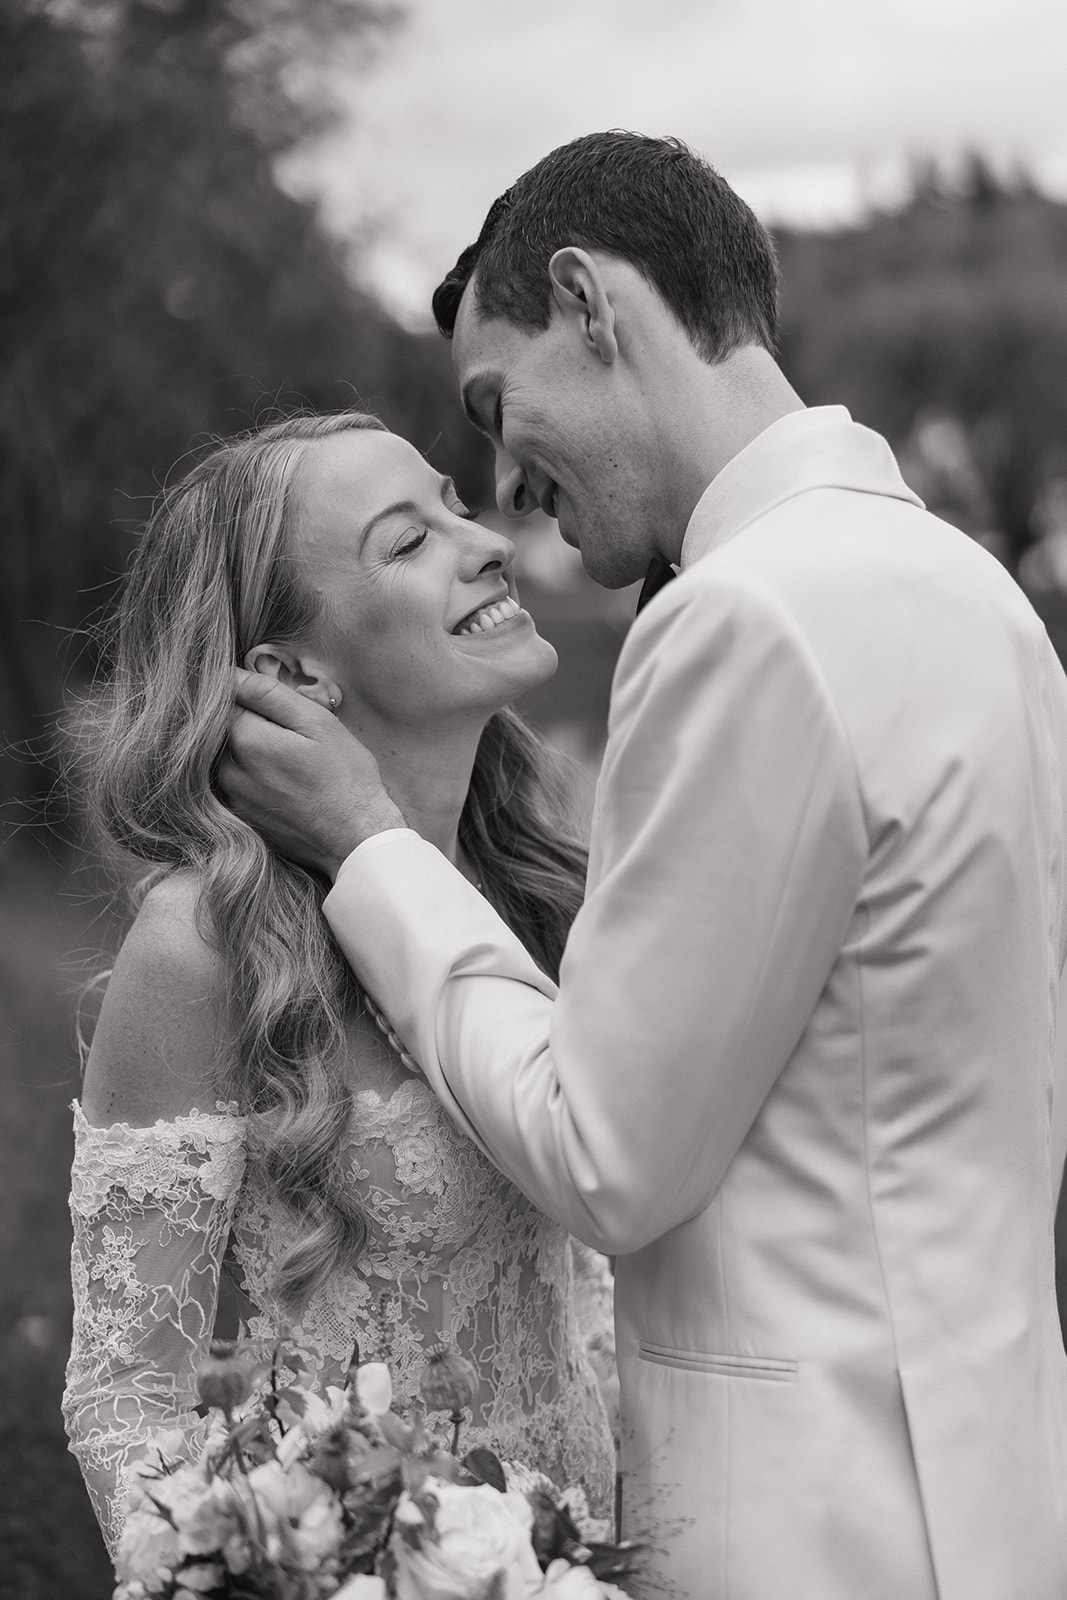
224,133,1067,1598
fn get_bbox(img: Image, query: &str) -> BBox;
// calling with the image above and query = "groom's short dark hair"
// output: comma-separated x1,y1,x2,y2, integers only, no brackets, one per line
432,130,780,363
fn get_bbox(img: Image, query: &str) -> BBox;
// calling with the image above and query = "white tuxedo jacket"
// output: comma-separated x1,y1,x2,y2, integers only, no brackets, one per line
324,407,1067,1599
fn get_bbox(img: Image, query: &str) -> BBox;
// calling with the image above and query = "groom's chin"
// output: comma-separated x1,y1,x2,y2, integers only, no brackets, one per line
580,547,648,592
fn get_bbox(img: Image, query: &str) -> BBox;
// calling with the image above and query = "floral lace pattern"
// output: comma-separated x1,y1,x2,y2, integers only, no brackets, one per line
64,1080,615,1557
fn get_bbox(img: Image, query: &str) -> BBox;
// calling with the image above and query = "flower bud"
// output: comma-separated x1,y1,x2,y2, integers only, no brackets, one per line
196,1353,252,1415
309,1428,351,1493
354,1361,393,1417
417,1344,478,1414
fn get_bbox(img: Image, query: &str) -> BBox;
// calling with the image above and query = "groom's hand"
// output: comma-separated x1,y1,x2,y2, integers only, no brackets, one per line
220,671,405,879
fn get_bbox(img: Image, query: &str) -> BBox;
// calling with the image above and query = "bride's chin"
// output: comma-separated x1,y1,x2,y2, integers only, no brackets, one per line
450,633,559,716
520,637,559,689
476,652,558,720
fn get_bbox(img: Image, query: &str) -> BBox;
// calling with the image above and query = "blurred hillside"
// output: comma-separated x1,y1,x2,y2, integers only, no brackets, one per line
776,155,1067,578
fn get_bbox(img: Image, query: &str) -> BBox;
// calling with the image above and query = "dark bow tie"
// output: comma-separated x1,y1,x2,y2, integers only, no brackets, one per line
635,557,677,615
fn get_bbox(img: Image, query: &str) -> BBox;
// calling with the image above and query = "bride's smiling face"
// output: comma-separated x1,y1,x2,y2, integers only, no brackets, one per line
287,429,557,733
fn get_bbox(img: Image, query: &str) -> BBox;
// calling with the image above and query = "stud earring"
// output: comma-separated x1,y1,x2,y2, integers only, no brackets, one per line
328,695,339,713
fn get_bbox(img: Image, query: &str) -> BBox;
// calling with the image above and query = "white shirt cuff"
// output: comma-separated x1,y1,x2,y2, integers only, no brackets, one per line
332,829,423,885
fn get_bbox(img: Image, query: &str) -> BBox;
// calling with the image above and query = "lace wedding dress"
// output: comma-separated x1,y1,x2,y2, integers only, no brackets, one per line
63,1068,617,1557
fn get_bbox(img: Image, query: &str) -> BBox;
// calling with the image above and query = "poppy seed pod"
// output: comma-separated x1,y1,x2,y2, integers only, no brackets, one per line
196,1352,252,1415
417,1344,478,1414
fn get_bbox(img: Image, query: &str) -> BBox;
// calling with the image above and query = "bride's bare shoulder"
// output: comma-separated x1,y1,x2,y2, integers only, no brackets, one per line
81,872,230,1128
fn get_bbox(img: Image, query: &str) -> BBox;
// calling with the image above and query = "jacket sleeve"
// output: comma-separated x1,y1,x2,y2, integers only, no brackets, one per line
324,572,867,1254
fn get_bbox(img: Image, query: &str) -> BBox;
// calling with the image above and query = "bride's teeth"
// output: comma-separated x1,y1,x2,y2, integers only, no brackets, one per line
455,596,519,635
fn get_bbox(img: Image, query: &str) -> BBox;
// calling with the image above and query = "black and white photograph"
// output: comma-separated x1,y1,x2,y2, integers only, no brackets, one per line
4,2,1067,1596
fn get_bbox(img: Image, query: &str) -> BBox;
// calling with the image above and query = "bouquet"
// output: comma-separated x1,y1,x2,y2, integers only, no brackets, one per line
112,1338,637,1599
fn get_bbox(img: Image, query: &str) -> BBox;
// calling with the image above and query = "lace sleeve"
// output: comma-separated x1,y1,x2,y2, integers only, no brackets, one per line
62,1100,247,1556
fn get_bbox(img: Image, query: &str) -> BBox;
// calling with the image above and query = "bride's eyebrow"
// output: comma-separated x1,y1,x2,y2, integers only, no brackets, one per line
358,500,420,552
358,477,459,550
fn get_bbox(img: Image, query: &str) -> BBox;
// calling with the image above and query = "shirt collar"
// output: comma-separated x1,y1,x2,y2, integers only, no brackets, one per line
680,405,924,570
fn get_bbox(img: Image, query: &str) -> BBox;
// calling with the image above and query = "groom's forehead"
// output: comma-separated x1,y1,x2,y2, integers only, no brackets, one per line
452,293,510,429
452,281,500,370
453,287,546,395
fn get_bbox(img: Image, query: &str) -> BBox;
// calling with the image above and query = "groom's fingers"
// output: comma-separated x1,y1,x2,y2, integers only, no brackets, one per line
232,668,326,736
221,669,406,871
222,673,314,816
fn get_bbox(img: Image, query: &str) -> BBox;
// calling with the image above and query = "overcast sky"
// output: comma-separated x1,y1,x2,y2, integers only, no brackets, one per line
285,0,1067,326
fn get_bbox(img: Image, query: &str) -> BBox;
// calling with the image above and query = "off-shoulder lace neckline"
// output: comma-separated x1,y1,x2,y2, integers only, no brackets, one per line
71,1074,431,1139
71,1098,243,1138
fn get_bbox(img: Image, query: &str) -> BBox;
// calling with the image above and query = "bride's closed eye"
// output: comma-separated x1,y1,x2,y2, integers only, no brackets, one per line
391,528,427,557
390,495,483,557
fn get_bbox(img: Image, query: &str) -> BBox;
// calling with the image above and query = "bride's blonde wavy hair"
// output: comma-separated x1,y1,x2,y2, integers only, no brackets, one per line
81,410,587,1313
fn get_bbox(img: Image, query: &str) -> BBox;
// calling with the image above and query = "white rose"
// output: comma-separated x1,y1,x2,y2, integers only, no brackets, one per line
535,1560,629,1597
292,1494,344,1569
174,1475,246,1557
246,1458,328,1525
222,1526,255,1575
140,1463,219,1548
172,1563,224,1593
331,1577,388,1599
115,1505,182,1586
392,1480,541,1600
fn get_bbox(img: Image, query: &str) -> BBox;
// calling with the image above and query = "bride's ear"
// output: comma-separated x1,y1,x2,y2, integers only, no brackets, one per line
243,644,342,715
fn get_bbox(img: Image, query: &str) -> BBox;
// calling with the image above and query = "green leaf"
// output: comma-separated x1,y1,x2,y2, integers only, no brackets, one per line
275,1386,308,1416
460,1446,507,1493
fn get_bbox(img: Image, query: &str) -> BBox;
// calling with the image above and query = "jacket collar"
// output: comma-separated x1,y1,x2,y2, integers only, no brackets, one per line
680,405,924,571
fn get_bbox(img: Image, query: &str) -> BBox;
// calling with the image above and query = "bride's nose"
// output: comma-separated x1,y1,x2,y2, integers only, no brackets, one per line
458,519,516,578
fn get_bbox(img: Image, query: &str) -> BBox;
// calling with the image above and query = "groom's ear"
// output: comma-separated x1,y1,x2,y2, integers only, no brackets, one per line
547,247,618,364
243,644,341,715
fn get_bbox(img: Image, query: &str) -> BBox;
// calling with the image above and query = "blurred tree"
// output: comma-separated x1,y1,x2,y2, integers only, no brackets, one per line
775,164,1067,578
0,0,487,837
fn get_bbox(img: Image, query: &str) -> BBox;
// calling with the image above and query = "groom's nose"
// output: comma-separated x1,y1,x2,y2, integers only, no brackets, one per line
495,454,537,520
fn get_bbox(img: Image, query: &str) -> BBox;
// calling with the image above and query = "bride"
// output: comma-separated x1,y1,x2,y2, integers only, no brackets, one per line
62,409,616,1556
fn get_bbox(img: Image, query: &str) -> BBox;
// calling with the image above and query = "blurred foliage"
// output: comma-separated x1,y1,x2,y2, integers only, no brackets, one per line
0,0,488,831
776,155,1067,574
5,1,1067,847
